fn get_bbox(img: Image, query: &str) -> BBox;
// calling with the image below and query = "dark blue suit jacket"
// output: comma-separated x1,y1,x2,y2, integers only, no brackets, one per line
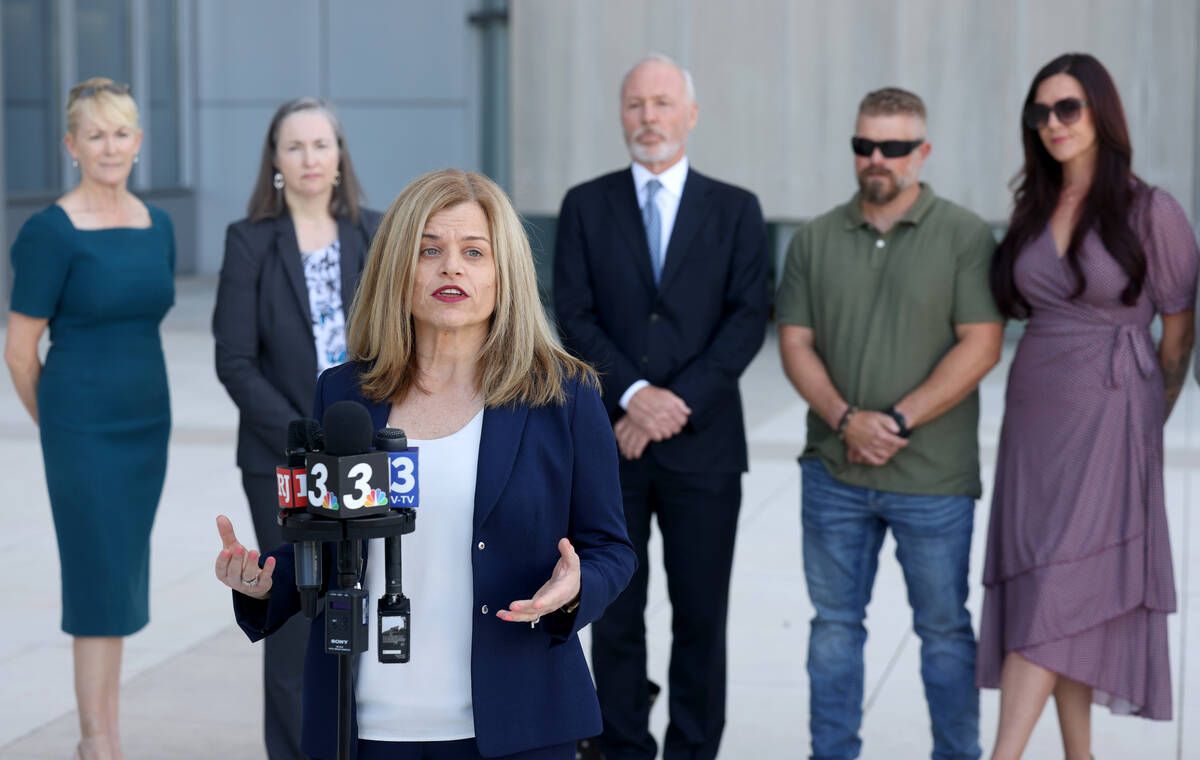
233,362,635,759
553,166,769,473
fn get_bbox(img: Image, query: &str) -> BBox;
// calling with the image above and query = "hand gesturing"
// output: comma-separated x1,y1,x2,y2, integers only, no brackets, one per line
213,514,275,600
497,538,581,626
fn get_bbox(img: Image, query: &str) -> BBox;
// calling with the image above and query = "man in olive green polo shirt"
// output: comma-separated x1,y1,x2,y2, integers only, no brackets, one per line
777,88,1003,760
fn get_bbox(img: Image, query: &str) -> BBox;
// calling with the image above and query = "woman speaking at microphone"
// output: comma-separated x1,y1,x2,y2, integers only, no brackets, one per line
213,169,635,760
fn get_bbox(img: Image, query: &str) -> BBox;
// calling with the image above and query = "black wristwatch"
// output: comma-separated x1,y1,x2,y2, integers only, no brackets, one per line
885,406,911,438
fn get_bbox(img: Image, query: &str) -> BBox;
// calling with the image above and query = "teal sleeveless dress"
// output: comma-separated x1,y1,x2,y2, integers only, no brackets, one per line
10,203,174,636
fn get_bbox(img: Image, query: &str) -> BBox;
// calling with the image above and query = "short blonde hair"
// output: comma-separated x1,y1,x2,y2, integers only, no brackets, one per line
347,169,596,407
66,77,139,134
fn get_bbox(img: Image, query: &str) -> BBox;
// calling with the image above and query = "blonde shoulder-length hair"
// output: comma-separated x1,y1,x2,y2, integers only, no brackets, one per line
347,169,596,407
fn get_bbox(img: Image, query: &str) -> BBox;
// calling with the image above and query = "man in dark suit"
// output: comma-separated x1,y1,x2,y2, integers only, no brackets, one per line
553,54,769,760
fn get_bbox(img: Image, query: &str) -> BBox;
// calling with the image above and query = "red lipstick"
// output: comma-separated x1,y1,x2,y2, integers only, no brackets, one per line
433,285,468,303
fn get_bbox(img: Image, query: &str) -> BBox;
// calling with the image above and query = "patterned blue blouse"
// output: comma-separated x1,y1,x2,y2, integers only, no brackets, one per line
301,238,347,375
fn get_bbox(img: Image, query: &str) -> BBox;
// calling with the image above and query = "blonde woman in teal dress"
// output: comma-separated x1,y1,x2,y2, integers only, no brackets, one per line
3,78,174,760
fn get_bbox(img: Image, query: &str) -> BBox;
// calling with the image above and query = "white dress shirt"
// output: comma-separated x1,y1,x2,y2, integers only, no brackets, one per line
356,409,484,741
620,156,690,410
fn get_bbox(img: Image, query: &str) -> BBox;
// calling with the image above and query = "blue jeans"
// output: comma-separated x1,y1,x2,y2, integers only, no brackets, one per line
801,457,979,760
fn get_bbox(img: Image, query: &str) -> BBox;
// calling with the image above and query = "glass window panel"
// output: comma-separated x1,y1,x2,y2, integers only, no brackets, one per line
5,107,54,192
148,0,178,186
3,0,58,192
76,0,130,85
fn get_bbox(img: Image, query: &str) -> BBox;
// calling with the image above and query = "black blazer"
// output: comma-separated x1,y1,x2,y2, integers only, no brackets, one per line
213,209,382,473
553,166,769,474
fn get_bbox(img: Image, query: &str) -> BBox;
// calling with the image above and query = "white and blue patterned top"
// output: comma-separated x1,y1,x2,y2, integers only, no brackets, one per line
301,238,347,376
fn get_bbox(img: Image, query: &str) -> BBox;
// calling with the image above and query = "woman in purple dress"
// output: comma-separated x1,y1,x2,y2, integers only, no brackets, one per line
981,53,1199,759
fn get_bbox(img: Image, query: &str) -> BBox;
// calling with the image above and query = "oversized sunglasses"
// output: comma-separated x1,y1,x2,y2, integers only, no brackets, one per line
77,81,131,98
1022,97,1087,130
850,137,925,158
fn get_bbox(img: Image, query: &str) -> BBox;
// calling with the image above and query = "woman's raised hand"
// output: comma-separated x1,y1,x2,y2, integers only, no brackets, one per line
498,537,581,626
214,514,276,600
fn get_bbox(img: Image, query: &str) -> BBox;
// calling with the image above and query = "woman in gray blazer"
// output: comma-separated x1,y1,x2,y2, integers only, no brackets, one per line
212,96,381,760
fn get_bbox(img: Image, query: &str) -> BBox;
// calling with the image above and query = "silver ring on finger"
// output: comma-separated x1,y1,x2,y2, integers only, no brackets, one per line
242,576,259,587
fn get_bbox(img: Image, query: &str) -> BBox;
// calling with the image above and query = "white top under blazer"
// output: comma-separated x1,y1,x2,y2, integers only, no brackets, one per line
356,409,484,741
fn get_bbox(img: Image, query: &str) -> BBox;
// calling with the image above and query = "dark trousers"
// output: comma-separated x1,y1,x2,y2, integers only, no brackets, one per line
244,471,312,760
358,738,573,759
591,459,742,760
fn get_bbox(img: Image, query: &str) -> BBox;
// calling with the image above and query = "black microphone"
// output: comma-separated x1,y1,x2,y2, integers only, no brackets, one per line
304,418,324,452
277,410,419,759
373,428,414,662
306,401,391,519
278,418,325,617
307,403,386,655
277,418,320,511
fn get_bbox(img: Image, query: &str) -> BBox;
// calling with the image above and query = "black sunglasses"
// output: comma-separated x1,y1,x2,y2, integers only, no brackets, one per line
850,137,925,158
77,82,131,99
1022,97,1087,130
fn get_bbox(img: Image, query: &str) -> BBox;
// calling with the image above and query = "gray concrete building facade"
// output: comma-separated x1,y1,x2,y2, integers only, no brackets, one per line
3,1,1200,304
512,1,1200,220
511,0,1200,277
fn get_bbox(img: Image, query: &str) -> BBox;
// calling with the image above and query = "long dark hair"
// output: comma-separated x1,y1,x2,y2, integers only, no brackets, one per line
990,53,1146,318
246,97,365,223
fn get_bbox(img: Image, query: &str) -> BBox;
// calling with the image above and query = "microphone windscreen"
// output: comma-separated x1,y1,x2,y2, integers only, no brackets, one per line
303,419,324,451
287,418,319,451
374,427,408,452
323,401,374,455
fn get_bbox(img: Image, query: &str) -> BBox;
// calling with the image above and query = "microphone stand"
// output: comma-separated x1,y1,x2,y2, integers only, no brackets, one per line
280,509,416,760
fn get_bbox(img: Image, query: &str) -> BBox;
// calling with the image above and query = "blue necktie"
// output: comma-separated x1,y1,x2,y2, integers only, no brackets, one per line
642,179,663,284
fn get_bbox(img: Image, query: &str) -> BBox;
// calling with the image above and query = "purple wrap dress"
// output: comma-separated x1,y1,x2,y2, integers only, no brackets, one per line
977,187,1199,720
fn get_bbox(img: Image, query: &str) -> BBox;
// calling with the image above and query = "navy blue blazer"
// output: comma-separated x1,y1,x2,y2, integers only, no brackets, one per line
233,362,636,759
553,166,769,474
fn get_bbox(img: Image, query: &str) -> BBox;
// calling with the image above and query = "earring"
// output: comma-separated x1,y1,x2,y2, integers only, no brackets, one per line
333,171,341,188
273,171,284,190
133,154,140,164
72,159,79,168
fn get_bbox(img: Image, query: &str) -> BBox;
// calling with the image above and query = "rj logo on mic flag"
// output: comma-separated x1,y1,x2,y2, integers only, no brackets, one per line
276,466,308,509
276,468,290,505
387,448,420,507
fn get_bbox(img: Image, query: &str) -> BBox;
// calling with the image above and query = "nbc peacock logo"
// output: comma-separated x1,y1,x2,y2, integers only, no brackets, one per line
322,493,339,510
365,488,389,507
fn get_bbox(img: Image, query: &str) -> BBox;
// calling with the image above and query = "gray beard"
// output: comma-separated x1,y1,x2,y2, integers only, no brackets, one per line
859,172,902,205
629,139,681,165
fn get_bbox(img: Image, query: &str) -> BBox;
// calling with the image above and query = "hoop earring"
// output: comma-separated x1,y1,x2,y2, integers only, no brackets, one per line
333,171,342,188
273,172,284,190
